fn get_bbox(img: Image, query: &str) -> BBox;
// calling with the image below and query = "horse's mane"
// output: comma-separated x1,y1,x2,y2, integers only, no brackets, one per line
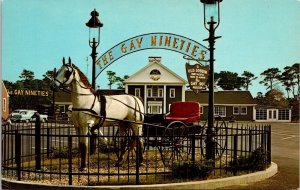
71,64,96,93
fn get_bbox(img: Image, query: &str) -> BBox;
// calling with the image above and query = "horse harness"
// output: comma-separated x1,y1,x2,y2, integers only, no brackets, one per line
58,64,143,132
72,93,107,132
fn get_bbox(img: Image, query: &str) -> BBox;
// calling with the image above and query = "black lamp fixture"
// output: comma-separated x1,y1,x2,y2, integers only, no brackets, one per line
200,0,222,160
86,9,103,89
201,0,222,30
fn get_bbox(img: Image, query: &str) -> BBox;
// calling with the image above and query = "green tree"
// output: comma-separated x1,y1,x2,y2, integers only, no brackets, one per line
19,69,35,81
43,70,54,82
255,92,266,105
259,68,280,90
107,71,117,89
290,63,300,98
280,67,296,99
116,75,129,89
215,71,244,90
241,71,257,91
276,63,299,99
264,89,289,107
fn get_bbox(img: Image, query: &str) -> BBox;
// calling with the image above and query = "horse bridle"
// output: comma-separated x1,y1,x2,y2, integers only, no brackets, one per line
54,64,75,87
54,64,92,94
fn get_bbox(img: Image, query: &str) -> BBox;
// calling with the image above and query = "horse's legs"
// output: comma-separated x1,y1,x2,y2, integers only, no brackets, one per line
89,122,109,155
115,122,127,166
75,126,89,171
131,124,144,164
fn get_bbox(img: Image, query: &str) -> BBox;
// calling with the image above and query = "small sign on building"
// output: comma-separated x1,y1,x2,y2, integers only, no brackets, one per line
186,63,209,94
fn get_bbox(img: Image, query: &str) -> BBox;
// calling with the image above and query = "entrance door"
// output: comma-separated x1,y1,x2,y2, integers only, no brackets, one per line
147,101,163,114
267,109,277,121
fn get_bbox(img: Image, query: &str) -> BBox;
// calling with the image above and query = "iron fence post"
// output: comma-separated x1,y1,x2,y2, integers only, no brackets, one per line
261,127,266,149
233,134,238,176
191,133,196,165
267,125,271,164
135,135,140,185
47,128,50,158
68,135,72,185
15,130,21,181
35,113,41,171
249,130,252,153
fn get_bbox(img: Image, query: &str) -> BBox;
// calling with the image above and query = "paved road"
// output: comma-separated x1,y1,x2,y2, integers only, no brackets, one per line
219,122,299,190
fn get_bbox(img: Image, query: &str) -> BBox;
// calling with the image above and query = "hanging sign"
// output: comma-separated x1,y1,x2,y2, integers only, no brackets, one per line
95,32,209,78
186,63,209,94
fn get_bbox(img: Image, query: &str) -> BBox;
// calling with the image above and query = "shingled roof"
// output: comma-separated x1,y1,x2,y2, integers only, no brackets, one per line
186,90,256,105
56,89,256,106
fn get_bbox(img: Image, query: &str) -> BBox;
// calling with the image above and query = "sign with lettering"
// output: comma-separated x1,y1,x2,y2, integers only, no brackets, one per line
8,89,49,96
95,33,209,78
186,63,209,94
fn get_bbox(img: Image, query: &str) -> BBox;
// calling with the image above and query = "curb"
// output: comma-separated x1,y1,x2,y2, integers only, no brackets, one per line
2,162,278,190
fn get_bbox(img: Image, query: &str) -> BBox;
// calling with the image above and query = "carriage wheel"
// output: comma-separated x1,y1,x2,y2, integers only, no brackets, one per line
113,127,137,162
200,116,228,160
159,121,190,167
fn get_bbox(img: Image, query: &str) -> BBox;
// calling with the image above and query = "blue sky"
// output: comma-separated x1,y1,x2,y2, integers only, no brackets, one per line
2,0,300,96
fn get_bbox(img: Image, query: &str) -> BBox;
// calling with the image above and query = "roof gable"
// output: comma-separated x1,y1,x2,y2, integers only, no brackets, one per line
2,81,9,97
125,58,187,84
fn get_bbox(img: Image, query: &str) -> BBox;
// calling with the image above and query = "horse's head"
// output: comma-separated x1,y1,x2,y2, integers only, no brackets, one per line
51,57,76,91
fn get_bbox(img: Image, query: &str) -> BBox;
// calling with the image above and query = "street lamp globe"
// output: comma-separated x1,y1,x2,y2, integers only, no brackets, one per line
86,9,103,47
200,0,222,30
86,8,104,90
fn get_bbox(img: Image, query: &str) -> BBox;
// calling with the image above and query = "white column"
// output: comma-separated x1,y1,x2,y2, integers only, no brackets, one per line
125,84,129,94
144,85,147,114
253,106,256,121
163,85,167,113
182,85,185,102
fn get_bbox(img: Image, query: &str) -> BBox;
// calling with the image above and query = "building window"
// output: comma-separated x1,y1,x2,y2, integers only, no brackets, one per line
147,88,152,97
278,109,290,120
59,105,65,113
241,107,247,115
273,110,277,119
214,106,226,117
146,86,163,98
169,88,175,98
256,109,267,120
158,88,163,98
2,98,6,112
135,88,141,97
233,107,239,115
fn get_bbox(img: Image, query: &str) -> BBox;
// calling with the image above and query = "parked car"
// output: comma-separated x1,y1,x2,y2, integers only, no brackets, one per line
10,109,48,123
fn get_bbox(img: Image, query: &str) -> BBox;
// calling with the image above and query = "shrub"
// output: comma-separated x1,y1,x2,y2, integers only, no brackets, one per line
229,147,268,172
172,160,214,179
51,146,80,158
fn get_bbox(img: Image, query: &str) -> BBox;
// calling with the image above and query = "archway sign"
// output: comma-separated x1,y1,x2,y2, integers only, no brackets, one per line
95,32,209,79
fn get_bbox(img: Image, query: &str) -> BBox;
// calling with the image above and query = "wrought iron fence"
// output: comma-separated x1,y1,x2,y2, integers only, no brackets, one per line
1,117,271,186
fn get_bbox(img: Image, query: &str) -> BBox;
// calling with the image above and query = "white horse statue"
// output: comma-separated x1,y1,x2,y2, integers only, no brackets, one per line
52,57,144,170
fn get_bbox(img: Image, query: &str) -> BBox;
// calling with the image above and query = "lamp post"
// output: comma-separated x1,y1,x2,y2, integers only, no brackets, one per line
86,9,103,89
200,0,222,160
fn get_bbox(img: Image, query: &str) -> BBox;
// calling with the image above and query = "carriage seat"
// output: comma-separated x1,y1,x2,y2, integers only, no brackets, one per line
165,101,201,124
